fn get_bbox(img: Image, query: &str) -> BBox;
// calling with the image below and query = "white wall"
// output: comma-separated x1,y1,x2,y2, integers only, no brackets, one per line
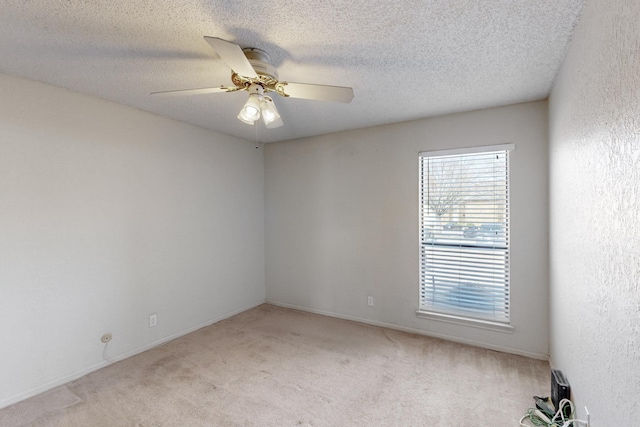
548,0,639,425
265,101,549,358
0,73,265,408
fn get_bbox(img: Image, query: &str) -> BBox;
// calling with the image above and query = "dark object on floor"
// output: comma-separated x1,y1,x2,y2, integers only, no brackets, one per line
551,369,570,411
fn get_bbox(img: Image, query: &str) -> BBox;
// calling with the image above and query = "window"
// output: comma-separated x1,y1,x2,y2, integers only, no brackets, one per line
418,144,513,325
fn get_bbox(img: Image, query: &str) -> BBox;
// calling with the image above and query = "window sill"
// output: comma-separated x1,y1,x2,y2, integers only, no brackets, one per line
415,310,515,333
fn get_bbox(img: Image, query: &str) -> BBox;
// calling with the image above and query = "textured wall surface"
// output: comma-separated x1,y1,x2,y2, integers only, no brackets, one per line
549,0,640,425
0,73,265,408
265,101,549,359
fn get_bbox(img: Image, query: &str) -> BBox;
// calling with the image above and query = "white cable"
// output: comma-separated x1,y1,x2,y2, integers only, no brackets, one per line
551,398,573,424
102,341,115,364
520,398,588,427
535,409,553,424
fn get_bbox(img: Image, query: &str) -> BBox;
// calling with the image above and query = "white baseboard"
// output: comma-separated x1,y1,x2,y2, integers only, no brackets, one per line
266,300,549,361
0,299,266,410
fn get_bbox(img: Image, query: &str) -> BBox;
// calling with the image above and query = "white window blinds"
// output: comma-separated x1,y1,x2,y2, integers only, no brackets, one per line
419,145,512,323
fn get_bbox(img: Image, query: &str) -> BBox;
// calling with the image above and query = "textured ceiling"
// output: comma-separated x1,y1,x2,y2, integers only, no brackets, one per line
0,0,584,143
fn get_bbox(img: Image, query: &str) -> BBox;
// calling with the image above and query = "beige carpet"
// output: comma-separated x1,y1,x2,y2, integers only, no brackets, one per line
1,304,548,426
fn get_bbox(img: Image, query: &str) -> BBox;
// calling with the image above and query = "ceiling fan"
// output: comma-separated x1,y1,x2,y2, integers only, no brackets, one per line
152,37,354,128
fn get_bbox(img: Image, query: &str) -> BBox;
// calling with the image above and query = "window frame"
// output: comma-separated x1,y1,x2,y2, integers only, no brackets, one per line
416,143,515,333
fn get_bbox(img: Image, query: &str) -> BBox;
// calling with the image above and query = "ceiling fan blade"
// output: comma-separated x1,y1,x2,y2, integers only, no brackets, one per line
151,86,238,96
204,36,258,79
277,82,354,103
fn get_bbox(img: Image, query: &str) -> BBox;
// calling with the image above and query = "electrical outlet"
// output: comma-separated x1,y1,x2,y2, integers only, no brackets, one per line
101,333,112,343
584,407,590,427
367,296,374,307
149,313,157,327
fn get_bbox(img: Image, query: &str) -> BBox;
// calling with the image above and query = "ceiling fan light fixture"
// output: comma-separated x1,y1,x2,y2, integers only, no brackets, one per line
265,115,283,129
152,38,354,130
237,93,262,124
261,96,283,128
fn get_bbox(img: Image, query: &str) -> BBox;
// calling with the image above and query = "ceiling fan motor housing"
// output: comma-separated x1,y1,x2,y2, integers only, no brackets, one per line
231,48,279,90
242,48,278,80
